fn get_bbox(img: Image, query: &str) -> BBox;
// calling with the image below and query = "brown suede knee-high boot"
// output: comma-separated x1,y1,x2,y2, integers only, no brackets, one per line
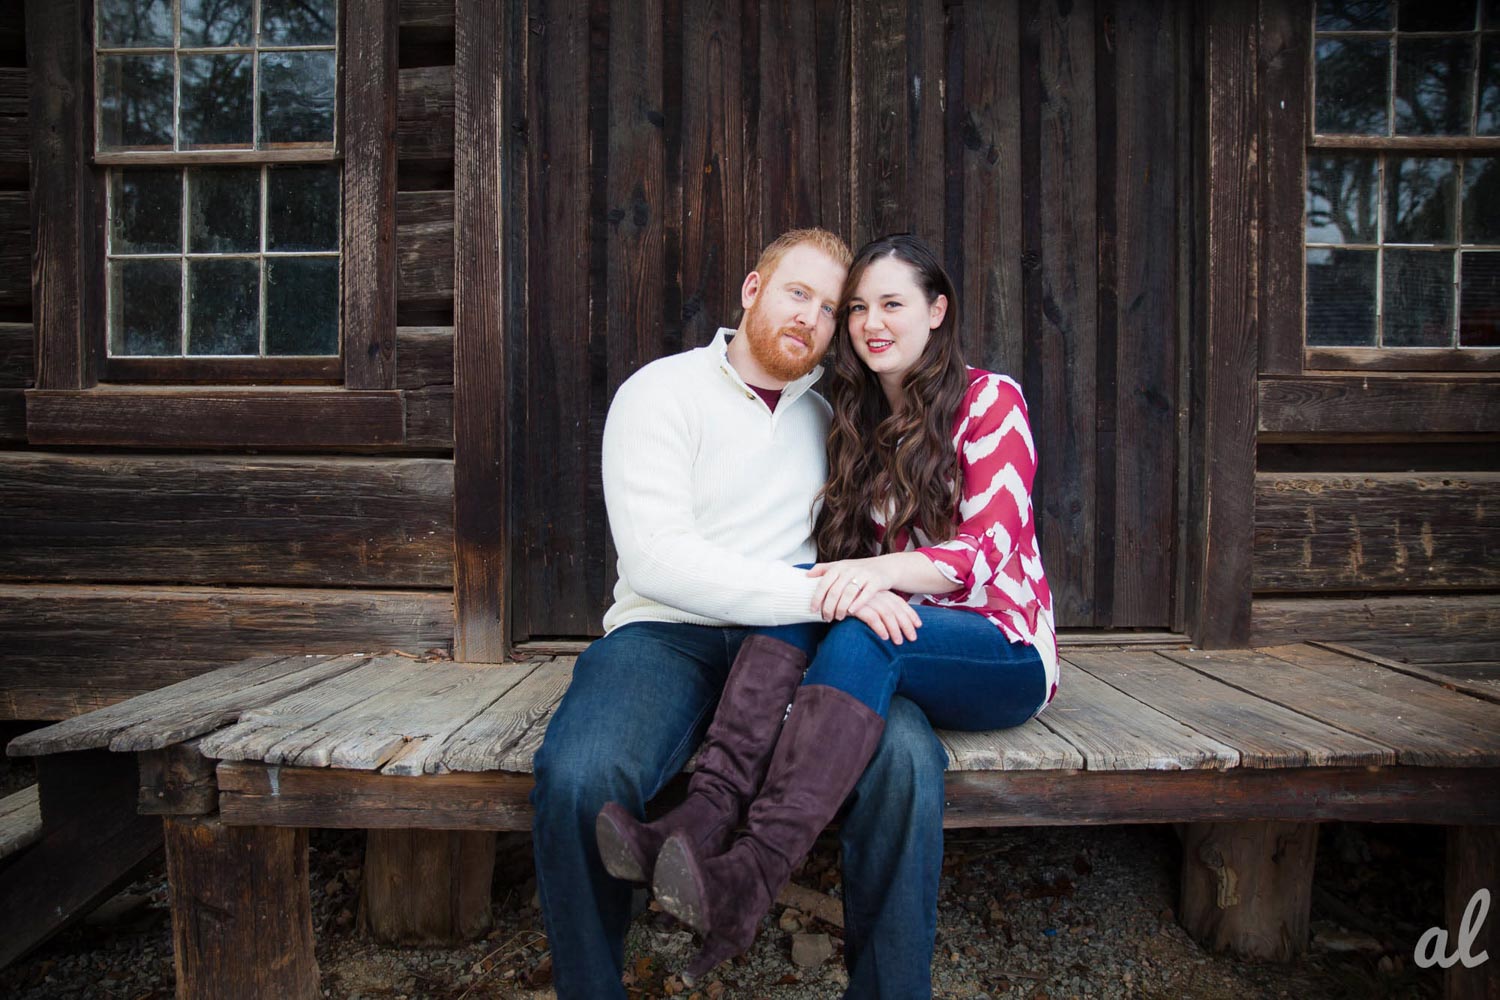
651,684,886,984
594,634,809,884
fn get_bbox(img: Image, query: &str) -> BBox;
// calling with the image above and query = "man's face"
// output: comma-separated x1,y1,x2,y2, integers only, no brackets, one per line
741,243,847,382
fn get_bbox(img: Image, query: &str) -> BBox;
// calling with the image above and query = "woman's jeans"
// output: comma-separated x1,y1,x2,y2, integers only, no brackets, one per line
531,621,948,1000
764,604,1050,730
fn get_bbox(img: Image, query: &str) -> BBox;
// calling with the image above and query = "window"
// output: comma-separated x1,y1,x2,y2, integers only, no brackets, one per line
1304,0,1500,365
93,0,342,374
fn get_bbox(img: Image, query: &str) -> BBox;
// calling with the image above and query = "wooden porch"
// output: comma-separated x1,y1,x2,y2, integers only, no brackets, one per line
4,640,1498,997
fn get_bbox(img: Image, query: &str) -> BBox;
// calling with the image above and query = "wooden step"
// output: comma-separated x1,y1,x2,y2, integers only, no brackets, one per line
0,784,40,860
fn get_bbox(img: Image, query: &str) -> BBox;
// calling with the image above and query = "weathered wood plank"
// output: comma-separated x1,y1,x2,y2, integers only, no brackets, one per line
1180,820,1318,960
1313,642,1500,704
0,453,453,587
397,65,455,162
0,321,31,443
0,586,453,721
1044,652,1240,770
1188,0,1259,647
1069,649,1392,767
441,658,574,773
936,720,1083,772
25,388,407,448
1021,0,1099,627
137,739,218,815
0,66,27,186
216,761,1500,831
452,0,521,660
0,189,30,309
343,0,400,389
1257,0,1310,375
378,663,540,775
0,784,40,859
1445,825,1500,1000
1254,472,1500,591
1251,595,1500,665
397,325,453,448
398,191,455,307
11,654,368,755
1106,0,1179,627
399,0,454,29
1171,648,1500,767
1258,377,1500,437
361,828,494,943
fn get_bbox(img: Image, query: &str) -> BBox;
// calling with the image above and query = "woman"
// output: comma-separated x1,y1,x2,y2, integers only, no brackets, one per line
598,233,1057,983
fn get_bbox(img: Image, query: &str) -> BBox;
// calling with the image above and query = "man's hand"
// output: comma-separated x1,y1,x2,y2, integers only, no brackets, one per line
849,590,922,644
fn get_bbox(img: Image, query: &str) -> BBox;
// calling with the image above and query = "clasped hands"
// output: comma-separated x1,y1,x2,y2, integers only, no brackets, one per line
807,556,921,645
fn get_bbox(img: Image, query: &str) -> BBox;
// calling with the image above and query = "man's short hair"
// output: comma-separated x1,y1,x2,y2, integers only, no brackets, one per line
753,228,853,285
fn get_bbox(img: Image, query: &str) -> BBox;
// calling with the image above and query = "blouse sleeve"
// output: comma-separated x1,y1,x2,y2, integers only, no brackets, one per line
915,375,1036,594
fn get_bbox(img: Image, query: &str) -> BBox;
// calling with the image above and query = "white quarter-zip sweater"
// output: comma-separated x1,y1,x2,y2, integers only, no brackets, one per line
601,327,830,632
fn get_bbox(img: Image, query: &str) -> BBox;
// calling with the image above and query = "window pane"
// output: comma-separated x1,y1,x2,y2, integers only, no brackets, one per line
181,54,254,149
1395,37,1475,135
1383,249,1455,345
109,259,181,356
188,167,260,253
187,258,260,355
1489,0,1500,27
1463,157,1500,242
1479,36,1500,134
181,0,254,47
258,51,336,145
266,257,339,355
1386,157,1457,243
1460,251,1500,344
1316,39,1390,134
97,0,173,48
267,165,340,251
260,0,338,46
1307,248,1378,345
111,168,181,254
1398,2,1477,30
1307,154,1380,243
1316,0,1392,30
98,55,174,150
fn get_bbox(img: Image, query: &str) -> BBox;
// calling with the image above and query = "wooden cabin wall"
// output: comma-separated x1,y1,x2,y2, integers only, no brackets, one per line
1247,2,1500,666
0,1,460,719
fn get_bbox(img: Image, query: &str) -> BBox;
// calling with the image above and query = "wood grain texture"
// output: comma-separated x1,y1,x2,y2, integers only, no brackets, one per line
165,817,319,1000
1311,642,1500,703
1190,0,1258,647
937,720,1083,772
1171,648,1500,767
399,0,455,29
437,659,573,772
343,0,401,389
397,191,454,309
1257,0,1311,375
0,783,40,858
453,0,521,659
0,586,453,720
396,65,455,161
0,453,453,587
360,828,494,944
1179,821,1318,960
396,325,454,448
25,388,406,448
137,739,219,815
0,321,31,441
1444,825,1500,1000
0,190,28,308
1254,472,1500,592
0,66,27,186
1251,595,1500,665
1071,649,1391,767
1258,377,1500,437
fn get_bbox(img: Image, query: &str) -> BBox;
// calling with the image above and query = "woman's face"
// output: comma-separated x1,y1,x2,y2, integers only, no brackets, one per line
845,256,947,390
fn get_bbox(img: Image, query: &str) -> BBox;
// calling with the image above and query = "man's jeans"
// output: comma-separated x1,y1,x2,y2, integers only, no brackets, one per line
531,621,948,999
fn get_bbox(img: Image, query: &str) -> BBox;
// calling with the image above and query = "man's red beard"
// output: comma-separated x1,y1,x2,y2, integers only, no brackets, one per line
743,300,826,382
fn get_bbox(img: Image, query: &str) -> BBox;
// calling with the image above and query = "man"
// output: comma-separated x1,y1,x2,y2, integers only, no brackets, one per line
531,229,948,999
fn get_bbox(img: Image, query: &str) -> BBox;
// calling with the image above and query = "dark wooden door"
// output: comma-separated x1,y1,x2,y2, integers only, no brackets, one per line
502,0,1189,641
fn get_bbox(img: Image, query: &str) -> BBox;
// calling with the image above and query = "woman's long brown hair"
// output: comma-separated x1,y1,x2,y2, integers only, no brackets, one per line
814,234,969,561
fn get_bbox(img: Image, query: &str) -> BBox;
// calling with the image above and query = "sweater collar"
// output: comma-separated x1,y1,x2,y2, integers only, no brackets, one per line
707,327,824,405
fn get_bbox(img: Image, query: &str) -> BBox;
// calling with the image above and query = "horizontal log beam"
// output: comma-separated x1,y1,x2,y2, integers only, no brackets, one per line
1259,377,1500,438
397,191,453,306
396,66,454,162
0,453,453,587
1254,472,1500,592
1251,594,1500,664
0,584,453,720
215,761,1500,830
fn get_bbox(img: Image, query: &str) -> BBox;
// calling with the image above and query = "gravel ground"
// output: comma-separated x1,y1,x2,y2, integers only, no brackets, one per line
0,731,1448,1000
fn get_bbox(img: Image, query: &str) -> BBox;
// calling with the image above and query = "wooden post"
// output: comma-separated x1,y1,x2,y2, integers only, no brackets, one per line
1445,826,1498,1000
359,828,496,944
1179,821,1318,961
164,816,319,1000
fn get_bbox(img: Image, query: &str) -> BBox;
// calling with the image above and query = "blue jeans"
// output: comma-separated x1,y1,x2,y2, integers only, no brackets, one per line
775,606,1049,730
531,621,947,999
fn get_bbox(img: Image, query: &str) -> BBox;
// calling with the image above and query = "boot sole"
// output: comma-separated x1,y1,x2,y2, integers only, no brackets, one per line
652,832,711,935
594,809,650,884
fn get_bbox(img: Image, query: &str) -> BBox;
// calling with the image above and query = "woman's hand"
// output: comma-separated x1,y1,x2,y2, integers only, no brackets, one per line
808,557,899,622
849,590,922,644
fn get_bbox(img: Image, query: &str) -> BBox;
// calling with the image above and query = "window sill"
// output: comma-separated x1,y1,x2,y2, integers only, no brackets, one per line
1303,347,1500,373
24,386,406,449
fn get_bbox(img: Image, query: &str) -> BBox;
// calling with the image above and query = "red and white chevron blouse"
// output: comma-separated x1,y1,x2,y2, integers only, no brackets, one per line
873,368,1059,711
